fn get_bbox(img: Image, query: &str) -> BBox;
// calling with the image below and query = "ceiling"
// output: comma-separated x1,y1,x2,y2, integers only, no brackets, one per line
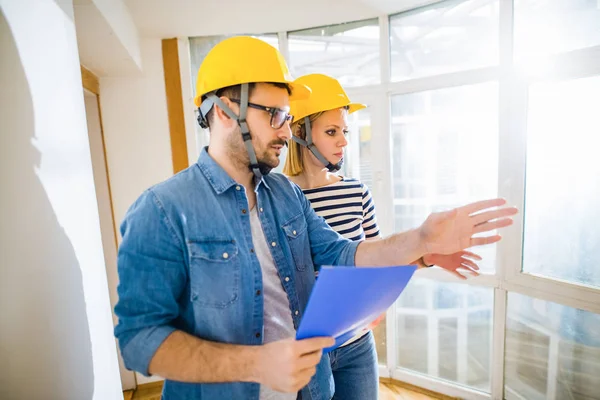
123,0,442,38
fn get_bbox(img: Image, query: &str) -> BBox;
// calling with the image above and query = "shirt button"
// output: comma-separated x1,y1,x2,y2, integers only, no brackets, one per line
285,277,290,282
260,208,264,212
256,290,261,296
236,186,241,191
295,310,299,316
222,252,229,259
292,230,297,235
271,242,276,247
250,248,255,253
242,209,247,214
255,332,261,338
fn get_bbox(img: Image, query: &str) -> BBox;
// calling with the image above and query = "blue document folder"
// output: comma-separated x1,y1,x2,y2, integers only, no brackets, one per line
296,265,417,353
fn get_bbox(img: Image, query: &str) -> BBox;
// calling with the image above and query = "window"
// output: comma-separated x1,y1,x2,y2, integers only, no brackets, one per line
288,19,380,87
396,280,493,391
505,293,600,400
514,0,600,64
391,82,499,272
523,75,600,288
390,0,499,81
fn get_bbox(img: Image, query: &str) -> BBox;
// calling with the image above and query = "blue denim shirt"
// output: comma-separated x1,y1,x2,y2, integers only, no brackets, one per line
114,147,359,400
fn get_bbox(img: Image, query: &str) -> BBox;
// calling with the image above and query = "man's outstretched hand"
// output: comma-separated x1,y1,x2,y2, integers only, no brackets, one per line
419,198,518,255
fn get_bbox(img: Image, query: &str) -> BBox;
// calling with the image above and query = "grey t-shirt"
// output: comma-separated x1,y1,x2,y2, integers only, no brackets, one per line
249,207,297,400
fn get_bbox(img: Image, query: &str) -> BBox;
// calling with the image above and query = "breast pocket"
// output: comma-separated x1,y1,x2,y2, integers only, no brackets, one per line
187,239,240,308
282,213,312,271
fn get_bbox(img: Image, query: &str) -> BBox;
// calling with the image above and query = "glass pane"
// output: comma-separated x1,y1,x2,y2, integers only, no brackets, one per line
523,75,600,288
514,0,600,65
288,19,380,87
391,82,499,272
505,293,600,400
396,279,493,391
390,0,499,81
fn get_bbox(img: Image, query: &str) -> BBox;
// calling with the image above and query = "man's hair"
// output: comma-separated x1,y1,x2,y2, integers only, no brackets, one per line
201,82,292,128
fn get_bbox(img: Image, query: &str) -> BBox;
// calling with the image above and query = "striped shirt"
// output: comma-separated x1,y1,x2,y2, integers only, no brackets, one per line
302,177,380,241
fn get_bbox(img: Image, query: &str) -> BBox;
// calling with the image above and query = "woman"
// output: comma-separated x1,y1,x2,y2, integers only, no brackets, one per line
284,73,482,399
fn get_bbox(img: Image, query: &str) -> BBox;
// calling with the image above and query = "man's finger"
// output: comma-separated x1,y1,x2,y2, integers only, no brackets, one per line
297,349,323,370
296,337,334,355
460,198,507,215
461,258,480,270
470,235,501,247
472,218,513,234
460,264,480,275
462,251,482,261
471,207,518,226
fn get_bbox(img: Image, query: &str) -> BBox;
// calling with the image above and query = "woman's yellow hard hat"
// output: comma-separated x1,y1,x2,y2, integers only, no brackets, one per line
290,74,366,121
194,36,310,107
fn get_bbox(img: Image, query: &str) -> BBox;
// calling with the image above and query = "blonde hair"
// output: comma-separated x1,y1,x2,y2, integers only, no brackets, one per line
283,112,325,176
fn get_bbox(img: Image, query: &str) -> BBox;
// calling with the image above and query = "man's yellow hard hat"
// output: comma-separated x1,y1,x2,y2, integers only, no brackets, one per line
194,36,310,107
290,74,366,121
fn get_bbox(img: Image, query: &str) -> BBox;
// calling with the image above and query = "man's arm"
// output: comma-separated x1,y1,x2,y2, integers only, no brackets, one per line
149,331,333,393
149,331,259,382
355,198,518,267
355,228,425,266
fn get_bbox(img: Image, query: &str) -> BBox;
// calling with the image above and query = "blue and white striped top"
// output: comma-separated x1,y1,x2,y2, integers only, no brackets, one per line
302,177,380,241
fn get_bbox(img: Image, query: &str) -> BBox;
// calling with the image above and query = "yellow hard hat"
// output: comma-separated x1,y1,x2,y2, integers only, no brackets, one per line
194,36,310,107
290,74,366,121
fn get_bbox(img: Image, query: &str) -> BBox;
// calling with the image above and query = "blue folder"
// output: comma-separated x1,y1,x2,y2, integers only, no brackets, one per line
296,265,417,353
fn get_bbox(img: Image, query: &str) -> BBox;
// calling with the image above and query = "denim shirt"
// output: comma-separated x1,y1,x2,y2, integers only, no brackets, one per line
114,147,359,400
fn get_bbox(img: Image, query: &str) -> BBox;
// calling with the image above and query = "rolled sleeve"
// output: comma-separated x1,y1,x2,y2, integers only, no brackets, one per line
114,189,187,376
120,325,177,376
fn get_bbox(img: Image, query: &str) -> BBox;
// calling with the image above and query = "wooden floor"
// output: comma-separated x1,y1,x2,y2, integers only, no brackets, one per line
124,379,453,400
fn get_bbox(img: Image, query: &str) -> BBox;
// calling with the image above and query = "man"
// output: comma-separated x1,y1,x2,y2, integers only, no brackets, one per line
114,36,517,400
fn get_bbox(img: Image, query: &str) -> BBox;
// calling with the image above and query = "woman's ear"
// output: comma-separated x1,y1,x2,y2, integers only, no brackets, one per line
295,124,305,140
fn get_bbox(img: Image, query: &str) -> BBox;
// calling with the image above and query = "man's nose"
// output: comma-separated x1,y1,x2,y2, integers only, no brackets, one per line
278,121,292,141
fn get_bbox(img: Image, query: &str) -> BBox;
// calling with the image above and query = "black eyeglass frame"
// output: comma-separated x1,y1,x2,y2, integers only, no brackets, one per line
229,99,293,129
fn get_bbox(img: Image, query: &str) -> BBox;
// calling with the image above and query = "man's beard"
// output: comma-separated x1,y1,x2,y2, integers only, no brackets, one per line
227,128,286,176
251,138,286,175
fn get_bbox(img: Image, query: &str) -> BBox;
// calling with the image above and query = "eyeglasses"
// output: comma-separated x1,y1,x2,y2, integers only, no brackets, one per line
230,99,293,129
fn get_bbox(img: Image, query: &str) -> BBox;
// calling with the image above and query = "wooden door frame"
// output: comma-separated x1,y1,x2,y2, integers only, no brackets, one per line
80,66,119,250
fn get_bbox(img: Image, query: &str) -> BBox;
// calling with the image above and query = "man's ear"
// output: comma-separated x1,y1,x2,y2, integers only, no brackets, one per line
214,97,239,129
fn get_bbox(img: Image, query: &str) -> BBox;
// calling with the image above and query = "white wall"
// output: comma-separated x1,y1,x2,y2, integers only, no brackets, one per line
91,0,141,69
100,37,174,237
0,0,122,399
75,0,143,76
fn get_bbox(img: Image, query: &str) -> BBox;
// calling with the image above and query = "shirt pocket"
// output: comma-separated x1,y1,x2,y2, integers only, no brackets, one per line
187,239,240,308
282,213,311,271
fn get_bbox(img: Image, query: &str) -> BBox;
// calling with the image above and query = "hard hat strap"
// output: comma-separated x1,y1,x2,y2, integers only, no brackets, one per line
199,85,265,179
238,84,263,179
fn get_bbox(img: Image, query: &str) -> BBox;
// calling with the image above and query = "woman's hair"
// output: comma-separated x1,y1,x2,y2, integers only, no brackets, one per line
283,106,350,176
283,112,325,176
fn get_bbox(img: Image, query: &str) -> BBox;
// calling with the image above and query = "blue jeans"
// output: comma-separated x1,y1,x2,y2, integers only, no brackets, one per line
329,331,379,400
